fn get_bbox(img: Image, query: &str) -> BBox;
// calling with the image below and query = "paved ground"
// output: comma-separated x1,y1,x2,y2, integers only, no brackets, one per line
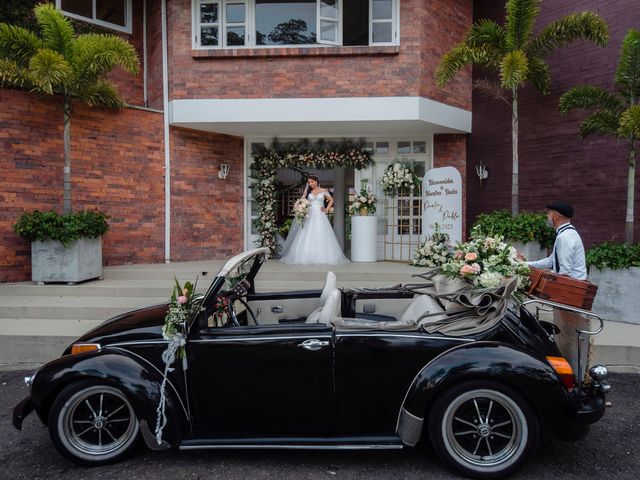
1,371,638,480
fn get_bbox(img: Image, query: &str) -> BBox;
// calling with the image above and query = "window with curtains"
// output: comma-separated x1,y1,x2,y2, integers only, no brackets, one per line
193,0,399,49
57,0,132,33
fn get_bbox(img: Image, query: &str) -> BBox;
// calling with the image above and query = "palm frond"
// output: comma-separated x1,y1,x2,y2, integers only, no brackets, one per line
472,78,510,106
28,48,73,94
34,3,75,57
528,12,608,57
526,56,551,94
615,29,640,99
0,58,33,88
436,44,495,86
0,23,44,66
73,33,140,81
505,0,540,50
79,79,127,109
500,49,528,88
559,85,624,114
467,19,507,52
579,110,620,138
619,105,640,139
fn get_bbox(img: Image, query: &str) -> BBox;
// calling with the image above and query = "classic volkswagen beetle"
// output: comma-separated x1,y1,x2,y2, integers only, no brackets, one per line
13,248,610,479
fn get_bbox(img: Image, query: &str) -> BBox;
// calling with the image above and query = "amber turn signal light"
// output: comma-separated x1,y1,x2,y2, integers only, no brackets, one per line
546,356,575,390
71,343,101,356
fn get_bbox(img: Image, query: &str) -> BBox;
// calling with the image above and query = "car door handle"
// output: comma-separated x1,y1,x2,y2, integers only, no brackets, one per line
298,339,329,351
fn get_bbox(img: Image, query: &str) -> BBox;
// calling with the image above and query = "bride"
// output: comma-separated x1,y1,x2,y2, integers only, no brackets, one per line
280,175,350,265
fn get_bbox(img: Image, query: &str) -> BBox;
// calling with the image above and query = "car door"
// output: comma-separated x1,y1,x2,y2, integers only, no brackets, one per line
187,323,336,436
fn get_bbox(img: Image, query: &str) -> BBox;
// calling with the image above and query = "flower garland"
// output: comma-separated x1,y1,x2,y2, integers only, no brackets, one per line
252,139,373,256
380,162,421,197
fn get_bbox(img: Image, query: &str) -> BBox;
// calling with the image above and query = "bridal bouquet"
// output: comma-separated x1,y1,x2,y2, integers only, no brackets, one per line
440,235,530,292
349,179,377,215
293,198,310,225
380,162,421,197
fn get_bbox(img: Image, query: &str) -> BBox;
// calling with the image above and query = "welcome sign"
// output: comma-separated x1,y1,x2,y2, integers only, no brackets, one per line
422,166,462,243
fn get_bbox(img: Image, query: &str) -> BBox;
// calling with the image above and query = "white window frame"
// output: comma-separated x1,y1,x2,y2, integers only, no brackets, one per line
369,0,399,46
193,0,401,49
56,0,132,34
223,0,249,47
317,0,342,46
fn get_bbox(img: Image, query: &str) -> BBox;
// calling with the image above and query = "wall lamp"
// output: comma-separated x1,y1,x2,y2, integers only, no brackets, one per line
218,163,230,180
476,164,488,184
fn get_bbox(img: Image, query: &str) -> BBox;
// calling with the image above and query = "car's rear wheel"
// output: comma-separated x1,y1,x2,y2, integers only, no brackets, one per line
49,380,140,465
428,381,539,479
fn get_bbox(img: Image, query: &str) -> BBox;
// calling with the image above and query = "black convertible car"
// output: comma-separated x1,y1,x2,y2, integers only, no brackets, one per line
13,248,610,479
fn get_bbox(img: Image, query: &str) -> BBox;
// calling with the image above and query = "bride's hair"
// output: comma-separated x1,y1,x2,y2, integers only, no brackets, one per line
306,175,319,199
307,174,319,184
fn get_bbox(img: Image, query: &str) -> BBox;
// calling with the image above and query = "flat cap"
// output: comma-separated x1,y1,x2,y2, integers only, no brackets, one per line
546,201,574,218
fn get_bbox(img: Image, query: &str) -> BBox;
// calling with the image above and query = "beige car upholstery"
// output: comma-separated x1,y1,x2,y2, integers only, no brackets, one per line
306,289,341,324
246,296,319,325
319,271,336,307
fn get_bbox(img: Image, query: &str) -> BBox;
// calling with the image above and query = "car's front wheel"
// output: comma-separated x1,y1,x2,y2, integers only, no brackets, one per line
428,381,539,479
49,380,140,465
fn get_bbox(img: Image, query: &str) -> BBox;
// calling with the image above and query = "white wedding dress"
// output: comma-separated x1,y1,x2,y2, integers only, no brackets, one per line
280,191,350,265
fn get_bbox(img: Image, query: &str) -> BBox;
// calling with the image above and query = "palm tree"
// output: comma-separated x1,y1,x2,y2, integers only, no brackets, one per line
559,30,640,243
0,3,139,214
435,0,608,216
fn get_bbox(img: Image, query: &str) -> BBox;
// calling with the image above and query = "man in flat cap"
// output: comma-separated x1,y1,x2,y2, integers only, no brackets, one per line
528,201,586,280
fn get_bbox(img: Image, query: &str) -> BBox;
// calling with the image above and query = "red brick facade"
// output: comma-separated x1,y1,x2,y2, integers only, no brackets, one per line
167,0,472,110
468,0,640,246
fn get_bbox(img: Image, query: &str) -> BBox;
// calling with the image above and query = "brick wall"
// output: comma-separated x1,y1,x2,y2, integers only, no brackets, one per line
468,0,640,246
166,0,471,109
0,88,165,282
434,134,468,238
169,127,245,261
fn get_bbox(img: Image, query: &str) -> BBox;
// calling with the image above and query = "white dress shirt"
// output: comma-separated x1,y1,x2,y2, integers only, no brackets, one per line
528,222,587,280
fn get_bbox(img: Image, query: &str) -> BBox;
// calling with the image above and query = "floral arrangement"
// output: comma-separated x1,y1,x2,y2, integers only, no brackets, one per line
252,138,373,256
412,226,452,267
293,198,310,225
380,162,421,197
440,235,531,293
156,277,200,445
349,179,377,215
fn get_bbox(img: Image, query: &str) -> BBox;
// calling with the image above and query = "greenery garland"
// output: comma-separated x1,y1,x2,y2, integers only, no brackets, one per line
251,139,373,255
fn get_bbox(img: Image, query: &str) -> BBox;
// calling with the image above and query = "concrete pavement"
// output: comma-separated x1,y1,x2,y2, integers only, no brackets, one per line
0,259,638,371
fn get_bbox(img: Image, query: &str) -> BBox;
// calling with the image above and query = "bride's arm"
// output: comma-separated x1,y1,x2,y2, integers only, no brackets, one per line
323,190,333,212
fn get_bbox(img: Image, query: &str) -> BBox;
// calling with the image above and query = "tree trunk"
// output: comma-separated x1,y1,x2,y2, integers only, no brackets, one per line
626,142,636,243
511,87,519,216
63,97,72,214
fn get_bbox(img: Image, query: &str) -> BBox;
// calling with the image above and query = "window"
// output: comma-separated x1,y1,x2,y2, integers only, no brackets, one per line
57,0,132,34
193,0,399,49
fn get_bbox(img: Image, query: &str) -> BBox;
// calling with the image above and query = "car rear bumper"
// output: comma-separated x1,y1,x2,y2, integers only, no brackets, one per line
553,390,607,441
13,395,35,430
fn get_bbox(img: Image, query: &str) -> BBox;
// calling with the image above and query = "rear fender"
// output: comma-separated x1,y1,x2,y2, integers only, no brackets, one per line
30,351,188,446
397,342,576,446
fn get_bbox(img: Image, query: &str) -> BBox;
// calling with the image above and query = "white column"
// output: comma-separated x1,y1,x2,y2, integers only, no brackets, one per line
333,167,345,249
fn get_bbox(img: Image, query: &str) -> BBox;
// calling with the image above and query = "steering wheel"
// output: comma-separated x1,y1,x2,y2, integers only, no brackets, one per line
220,279,259,326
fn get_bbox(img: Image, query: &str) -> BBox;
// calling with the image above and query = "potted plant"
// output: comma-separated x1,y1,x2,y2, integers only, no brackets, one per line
471,210,556,261
14,210,109,284
587,241,640,325
349,179,377,216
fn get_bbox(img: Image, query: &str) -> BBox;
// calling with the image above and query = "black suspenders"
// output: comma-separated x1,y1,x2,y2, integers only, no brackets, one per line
553,224,575,273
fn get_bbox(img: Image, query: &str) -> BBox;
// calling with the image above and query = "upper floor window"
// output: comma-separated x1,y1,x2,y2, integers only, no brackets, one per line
193,0,399,49
57,0,132,34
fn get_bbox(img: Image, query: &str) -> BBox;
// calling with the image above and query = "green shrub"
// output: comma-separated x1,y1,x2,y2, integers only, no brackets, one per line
586,242,640,270
14,210,110,247
471,210,556,249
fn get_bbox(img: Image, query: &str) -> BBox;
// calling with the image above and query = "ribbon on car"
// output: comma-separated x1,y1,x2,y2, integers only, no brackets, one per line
154,333,186,445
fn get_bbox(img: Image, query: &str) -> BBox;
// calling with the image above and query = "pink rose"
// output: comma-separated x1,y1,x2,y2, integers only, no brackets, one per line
178,296,187,304
455,250,464,259
465,252,478,261
460,265,473,275
470,263,481,273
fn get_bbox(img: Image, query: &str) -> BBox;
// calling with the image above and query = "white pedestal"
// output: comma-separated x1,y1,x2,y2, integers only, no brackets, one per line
351,216,377,262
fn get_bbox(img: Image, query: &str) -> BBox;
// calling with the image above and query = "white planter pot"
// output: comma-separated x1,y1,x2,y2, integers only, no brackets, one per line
351,216,377,262
31,237,103,284
589,267,640,325
510,240,547,262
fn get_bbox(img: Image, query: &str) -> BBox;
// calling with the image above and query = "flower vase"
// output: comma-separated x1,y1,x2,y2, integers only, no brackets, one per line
358,207,369,216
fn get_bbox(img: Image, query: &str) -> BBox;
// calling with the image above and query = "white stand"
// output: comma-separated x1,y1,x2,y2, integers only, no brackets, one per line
351,216,377,262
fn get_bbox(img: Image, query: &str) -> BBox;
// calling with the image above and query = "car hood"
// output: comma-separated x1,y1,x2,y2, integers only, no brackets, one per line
74,303,170,346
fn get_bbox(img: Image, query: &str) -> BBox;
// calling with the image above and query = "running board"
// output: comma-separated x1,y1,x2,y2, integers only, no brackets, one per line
179,435,404,451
